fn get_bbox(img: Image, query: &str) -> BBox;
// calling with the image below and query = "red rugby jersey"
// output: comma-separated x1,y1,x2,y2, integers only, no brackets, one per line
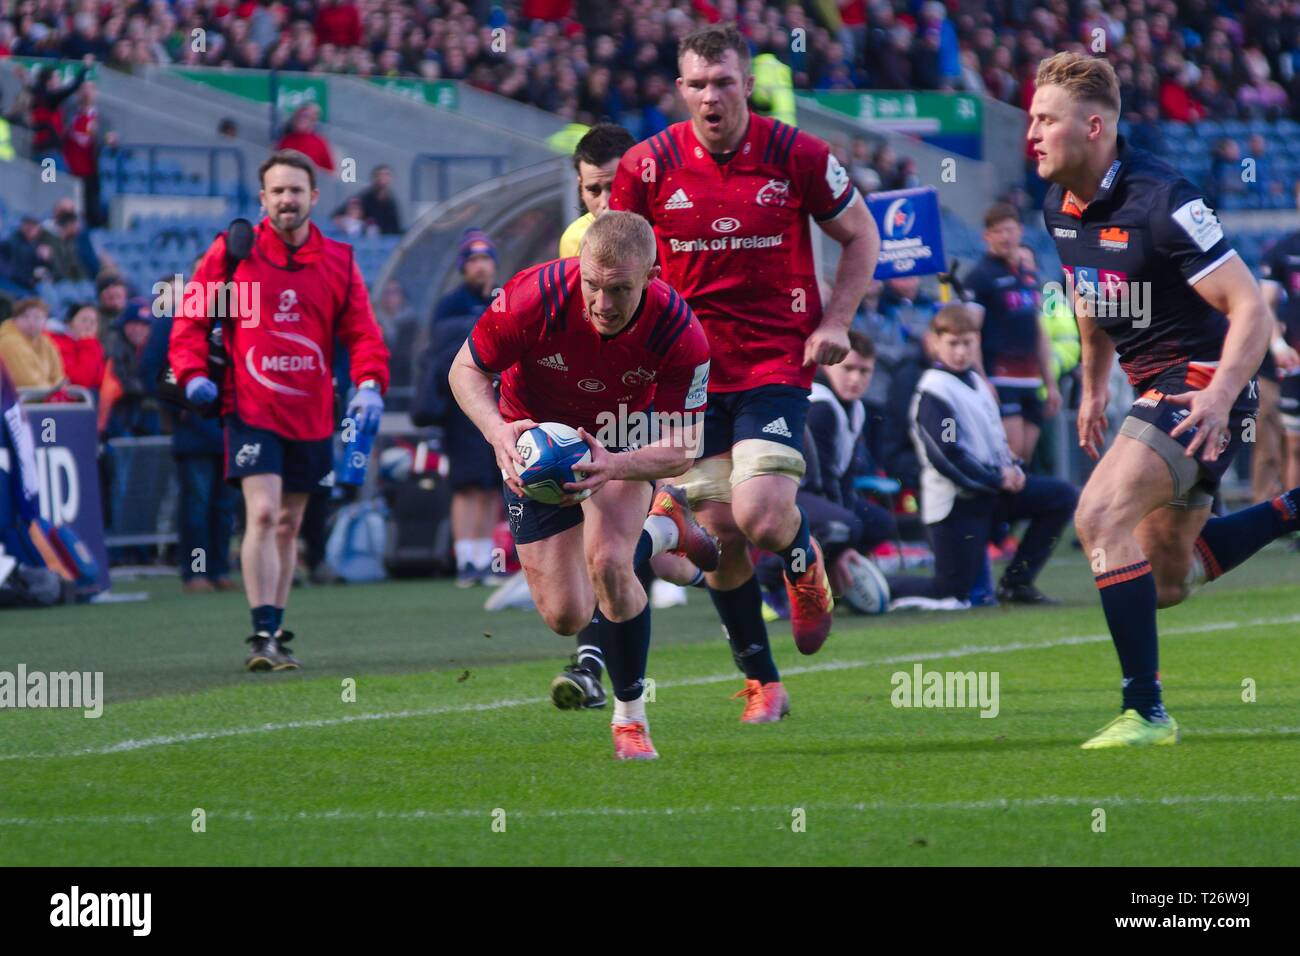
609,114,858,392
469,257,711,436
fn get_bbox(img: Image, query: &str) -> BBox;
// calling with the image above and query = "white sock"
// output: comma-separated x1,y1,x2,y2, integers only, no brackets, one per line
613,692,647,726
471,538,495,571
1183,550,1207,592
454,540,475,570
642,515,679,556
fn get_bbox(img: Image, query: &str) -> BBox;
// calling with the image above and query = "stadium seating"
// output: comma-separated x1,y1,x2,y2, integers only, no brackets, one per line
1119,118,1299,218
90,217,401,295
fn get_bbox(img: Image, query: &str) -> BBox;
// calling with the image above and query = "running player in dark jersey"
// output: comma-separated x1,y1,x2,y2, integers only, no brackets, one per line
1032,52,1300,748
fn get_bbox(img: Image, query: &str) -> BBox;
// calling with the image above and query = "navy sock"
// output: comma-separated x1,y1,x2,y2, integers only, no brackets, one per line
1194,489,1300,581
708,575,779,684
271,607,284,633
633,530,653,570
776,508,812,580
576,616,605,681
635,555,655,590
597,603,652,702
1095,560,1166,721
251,604,276,635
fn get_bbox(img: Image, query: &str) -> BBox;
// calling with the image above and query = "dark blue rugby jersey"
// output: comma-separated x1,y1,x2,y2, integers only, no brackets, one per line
1261,231,1300,350
965,252,1043,385
1043,136,1237,387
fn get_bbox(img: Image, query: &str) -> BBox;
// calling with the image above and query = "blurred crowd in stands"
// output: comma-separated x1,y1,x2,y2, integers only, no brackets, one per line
1,0,1296,134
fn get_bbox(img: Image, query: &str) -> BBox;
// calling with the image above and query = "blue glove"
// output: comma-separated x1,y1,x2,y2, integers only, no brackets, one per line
185,375,218,406
347,385,384,434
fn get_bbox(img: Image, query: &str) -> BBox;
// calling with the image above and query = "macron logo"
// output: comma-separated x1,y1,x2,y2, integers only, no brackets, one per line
761,417,792,438
665,188,693,210
538,353,568,371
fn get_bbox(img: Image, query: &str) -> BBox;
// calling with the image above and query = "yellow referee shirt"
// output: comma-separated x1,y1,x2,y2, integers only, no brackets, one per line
559,212,594,258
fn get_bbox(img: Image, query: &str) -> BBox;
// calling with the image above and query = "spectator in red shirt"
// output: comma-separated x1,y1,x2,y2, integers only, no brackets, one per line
1158,58,1206,123
522,0,574,21
26,60,89,164
315,0,362,48
275,104,335,172
63,82,118,229
48,302,106,392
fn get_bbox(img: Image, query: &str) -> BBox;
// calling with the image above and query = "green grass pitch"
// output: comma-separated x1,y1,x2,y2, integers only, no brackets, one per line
1,547,1297,866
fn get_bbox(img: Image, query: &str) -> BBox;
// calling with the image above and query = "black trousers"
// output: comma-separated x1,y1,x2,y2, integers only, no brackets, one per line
755,489,898,592
889,476,1077,601
81,169,106,228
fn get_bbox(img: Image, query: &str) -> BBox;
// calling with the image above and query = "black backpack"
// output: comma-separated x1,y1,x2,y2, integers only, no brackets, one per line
156,218,255,416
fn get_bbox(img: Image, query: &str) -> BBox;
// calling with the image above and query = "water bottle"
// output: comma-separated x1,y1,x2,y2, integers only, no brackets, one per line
336,416,375,487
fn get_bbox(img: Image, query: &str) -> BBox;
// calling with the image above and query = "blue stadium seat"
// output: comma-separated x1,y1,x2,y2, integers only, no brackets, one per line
1197,120,1224,140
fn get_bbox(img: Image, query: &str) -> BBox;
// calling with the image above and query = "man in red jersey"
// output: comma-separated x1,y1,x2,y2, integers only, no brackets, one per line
170,150,390,672
609,23,880,723
449,211,719,761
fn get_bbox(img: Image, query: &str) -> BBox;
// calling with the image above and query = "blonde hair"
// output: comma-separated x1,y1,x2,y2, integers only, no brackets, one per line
1035,52,1121,115
582,210,657,272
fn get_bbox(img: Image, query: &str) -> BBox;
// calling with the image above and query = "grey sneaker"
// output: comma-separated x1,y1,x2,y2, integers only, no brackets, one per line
244,631,300,671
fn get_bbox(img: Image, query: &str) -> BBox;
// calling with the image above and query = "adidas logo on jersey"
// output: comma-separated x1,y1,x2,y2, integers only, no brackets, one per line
538,353,568,371
665,188,694,210
761,417,792,438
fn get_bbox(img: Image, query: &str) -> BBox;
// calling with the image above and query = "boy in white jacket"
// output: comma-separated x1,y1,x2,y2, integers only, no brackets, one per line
891,304,1077,609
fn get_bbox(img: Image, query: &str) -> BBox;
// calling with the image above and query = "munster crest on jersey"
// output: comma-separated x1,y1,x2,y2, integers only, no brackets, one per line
757,179,791,207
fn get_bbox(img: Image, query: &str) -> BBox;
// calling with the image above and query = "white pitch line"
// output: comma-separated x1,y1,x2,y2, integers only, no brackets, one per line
2,613,1297,763
0,699,550,762
1,793,1297,829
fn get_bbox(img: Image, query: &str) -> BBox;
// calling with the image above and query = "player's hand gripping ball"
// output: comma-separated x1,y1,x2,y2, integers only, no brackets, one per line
514,422,594,505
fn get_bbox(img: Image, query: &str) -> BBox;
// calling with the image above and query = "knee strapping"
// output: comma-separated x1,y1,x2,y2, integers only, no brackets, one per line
677,456,733,504
730,439,805,488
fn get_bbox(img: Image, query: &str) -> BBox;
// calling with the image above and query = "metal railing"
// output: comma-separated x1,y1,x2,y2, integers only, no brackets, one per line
409,154,508,203
105,143,249,205
103,436,179,548
16,385,95,406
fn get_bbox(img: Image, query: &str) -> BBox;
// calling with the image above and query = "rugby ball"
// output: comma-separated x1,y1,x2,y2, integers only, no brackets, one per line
838,550,891,615
514,422,593,505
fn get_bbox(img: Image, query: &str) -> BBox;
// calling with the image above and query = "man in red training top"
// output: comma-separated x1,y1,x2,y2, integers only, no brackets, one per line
170,149,389,671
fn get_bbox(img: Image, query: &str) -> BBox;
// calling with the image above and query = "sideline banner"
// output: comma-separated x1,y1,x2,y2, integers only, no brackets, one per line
0,400,109,593
866,186,946,279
